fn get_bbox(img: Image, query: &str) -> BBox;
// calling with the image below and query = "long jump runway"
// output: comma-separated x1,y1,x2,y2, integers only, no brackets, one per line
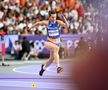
0,60,78,90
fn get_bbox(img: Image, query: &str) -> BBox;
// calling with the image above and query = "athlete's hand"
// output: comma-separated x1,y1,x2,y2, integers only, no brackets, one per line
60,14,69,28
61,14,66,20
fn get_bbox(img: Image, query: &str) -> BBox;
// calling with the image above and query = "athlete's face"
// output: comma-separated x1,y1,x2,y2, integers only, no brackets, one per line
50,14,57,23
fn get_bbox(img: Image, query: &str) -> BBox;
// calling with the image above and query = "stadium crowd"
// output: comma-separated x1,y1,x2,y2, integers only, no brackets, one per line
0,0,98,35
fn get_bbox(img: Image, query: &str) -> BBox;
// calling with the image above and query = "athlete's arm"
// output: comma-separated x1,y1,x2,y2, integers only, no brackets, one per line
57,15,69,28
29,21,48,30
57,15,69,33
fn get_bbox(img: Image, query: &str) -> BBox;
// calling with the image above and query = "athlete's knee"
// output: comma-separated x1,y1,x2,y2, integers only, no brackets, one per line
49,56,54,60
49,53,54,61
53,51,59,58
52,47,59,52
50,50,54,59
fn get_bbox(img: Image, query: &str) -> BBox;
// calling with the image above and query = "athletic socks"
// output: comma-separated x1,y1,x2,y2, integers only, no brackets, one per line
57,64,60,67
43,65,47,70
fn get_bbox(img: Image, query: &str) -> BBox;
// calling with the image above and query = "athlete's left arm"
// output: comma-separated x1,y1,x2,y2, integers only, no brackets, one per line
57,15,69,28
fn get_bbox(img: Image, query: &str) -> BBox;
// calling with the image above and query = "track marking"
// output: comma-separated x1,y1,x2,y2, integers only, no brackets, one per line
0,80,71,90
13,65,71,77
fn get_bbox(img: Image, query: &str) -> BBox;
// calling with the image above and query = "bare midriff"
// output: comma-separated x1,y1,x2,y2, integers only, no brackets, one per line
48,37,61,44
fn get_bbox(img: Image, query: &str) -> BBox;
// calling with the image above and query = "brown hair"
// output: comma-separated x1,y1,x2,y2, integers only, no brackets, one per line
49,10,56,16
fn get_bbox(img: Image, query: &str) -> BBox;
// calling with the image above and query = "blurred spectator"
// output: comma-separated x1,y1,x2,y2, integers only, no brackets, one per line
74,37,88,55
25,41,39,60
20,0,26,7
12,30,17,34
87,39,94,51
70,0,77,10
13,40,22,60
59,44,68,59
21,37,30,60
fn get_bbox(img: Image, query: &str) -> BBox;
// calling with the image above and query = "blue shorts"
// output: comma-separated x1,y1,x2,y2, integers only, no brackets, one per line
46,40,61,47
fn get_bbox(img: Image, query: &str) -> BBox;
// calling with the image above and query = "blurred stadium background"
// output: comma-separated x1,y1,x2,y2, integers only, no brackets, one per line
0,0,102,61
0,0,108,90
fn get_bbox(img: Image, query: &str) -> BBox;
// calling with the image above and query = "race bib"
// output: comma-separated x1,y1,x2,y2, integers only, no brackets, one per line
48,30,59,37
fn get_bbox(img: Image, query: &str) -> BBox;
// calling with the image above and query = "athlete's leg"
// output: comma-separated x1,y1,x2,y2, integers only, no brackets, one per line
46,43,63,73
39,42,55,76
52,46,60,67
21,52,27,60
52,45,64,73
45,42,64,73
25,51,32,60
44,50,54,69
39,41,63,76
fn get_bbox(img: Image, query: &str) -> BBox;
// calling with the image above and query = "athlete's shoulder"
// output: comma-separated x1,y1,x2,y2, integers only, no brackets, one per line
56,20,64,25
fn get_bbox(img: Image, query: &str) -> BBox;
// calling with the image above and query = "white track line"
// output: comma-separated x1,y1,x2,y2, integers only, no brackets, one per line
13,65,71,77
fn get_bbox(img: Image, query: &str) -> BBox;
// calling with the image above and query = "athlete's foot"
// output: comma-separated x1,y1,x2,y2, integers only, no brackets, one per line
57,67,64,73
2,63,6,66
39,64,45,76
2,63,9,66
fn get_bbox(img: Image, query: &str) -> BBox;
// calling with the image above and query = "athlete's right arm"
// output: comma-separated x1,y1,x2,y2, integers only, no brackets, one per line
29,21,48,30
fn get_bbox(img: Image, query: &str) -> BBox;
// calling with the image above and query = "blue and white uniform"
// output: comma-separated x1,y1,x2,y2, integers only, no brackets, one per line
46,21,61,46
47,21,60,39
